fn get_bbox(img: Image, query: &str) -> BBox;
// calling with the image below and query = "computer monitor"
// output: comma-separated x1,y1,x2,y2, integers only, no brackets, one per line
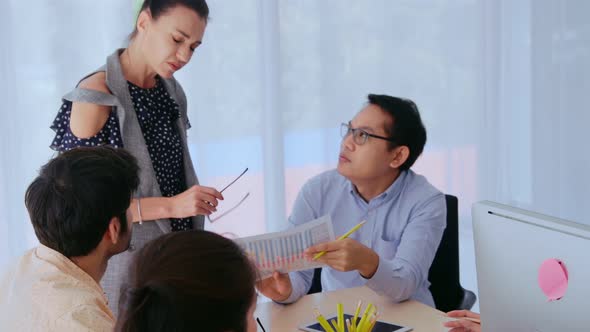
472,201,590,332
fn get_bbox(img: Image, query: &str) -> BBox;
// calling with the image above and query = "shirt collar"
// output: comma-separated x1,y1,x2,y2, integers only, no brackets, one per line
36,244,106,300
347,170,408,205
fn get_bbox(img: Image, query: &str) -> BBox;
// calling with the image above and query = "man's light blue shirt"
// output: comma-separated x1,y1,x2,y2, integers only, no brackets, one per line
281,169,446,307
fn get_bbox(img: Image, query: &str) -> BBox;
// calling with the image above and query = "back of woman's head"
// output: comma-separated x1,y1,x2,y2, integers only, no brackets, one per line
138,0,209,20
116,230,256,332
130,0,209,39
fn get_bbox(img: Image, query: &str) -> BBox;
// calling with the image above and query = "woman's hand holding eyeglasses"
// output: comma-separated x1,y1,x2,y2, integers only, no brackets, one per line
169,185,224,218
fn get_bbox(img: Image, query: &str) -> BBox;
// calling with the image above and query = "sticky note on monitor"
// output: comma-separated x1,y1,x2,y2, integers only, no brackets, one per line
538,258,568,301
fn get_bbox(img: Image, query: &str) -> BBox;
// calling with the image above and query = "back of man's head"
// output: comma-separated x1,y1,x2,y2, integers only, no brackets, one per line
25,146,140,257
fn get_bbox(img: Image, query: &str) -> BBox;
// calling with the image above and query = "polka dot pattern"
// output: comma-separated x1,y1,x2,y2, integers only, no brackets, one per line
50,101,122,150
50,77,192,231
128,78,192,231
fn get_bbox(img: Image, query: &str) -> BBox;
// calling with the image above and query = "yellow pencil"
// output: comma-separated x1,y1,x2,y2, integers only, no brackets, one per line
330,319,339,332
314,309,335,332
352,300,362,331
346,318,352,332
313,220,367,260
356,302,373,332
337,303,344,332
367,306,377,320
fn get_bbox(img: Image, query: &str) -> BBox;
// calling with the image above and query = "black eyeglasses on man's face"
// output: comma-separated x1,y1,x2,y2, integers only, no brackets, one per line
207,168,250,223
340,122,395,145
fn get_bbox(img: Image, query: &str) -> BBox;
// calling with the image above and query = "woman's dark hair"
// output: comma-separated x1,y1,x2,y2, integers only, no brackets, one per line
130,0,210,39
25,146,139,257
116,230,257,332
367,94,427,171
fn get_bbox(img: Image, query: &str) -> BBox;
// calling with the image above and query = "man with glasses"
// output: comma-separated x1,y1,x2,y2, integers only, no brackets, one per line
257,94,446,307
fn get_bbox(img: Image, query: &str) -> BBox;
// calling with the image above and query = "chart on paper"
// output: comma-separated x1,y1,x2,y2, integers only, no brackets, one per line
234,215,335,279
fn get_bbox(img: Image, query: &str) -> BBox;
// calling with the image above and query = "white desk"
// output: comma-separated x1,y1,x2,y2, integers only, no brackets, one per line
255,286,449,331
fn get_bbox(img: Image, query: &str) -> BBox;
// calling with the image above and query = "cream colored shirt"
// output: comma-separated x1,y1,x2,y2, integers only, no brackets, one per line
0,245,115,331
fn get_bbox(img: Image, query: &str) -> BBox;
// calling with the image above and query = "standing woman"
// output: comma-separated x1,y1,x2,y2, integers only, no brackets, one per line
49,0,222,314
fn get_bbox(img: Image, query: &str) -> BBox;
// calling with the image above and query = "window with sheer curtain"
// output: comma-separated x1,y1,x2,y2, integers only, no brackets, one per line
1,0,589,311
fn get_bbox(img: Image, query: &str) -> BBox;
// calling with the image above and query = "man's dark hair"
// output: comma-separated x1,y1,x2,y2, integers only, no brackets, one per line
367,94,427,170
25,146,140,257
116,230,257,332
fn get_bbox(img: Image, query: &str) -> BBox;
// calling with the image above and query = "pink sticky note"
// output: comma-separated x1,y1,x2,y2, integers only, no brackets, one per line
538,258,568,301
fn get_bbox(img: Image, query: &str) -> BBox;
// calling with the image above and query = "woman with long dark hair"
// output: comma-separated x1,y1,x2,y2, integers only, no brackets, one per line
116,231,258,332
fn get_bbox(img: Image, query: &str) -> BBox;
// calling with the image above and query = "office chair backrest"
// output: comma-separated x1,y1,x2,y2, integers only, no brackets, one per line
428,194,474,312
308,268,322,295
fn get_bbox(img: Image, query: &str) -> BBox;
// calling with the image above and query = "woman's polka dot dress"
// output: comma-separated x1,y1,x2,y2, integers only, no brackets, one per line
51,76,193,231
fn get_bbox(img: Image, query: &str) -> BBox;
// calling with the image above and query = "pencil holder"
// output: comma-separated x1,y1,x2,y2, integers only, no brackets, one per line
314,301,377,332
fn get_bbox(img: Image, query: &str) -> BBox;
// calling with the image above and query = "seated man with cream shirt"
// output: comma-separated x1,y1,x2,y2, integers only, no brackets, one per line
0,146,139,331
257,94,446,307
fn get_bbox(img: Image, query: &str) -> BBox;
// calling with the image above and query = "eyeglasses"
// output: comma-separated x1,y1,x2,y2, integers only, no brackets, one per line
257,317,266,332
340,122,395,145
207,168,250,223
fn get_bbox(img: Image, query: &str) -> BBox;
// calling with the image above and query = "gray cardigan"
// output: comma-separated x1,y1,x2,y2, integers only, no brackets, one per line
62,49,204,315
